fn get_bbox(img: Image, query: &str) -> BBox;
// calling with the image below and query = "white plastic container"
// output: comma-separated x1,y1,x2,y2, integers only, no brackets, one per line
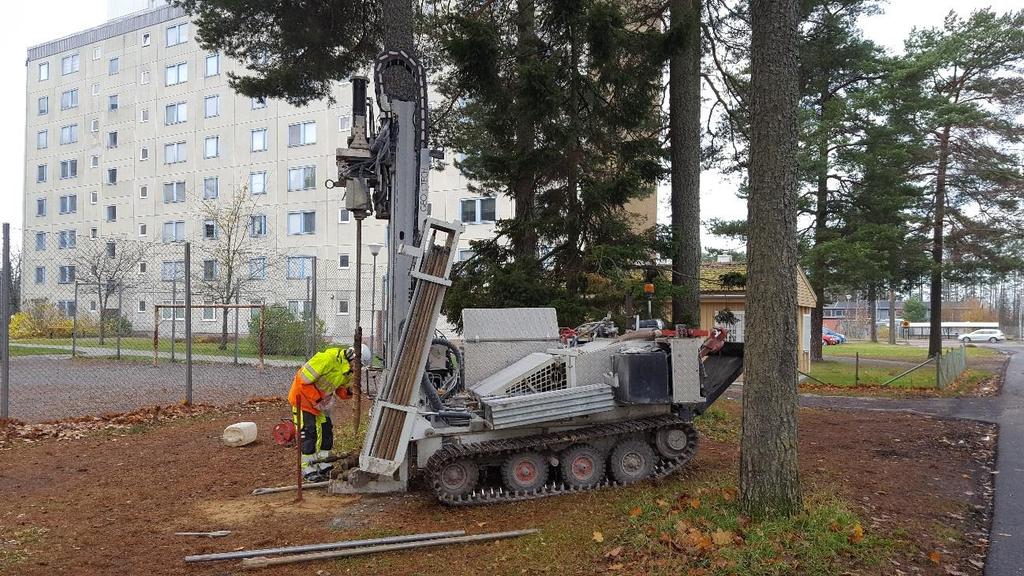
222,421,258,447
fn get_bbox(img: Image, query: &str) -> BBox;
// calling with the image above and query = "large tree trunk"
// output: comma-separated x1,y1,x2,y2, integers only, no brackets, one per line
868,284,877,343
509,0,539,261
809,97,830,362
669,0,702,328
740,0,803,518
928,126,950,357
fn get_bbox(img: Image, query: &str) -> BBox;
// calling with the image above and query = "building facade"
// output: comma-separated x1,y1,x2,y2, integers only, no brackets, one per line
23,4,510,341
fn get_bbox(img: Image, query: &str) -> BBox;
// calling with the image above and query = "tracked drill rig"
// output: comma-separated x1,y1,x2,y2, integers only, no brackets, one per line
330,53,744,506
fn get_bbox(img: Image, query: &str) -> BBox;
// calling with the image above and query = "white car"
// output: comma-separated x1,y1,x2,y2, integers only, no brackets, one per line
958,329,1006,343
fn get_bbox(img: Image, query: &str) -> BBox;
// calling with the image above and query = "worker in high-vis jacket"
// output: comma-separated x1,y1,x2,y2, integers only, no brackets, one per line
289,345,371,482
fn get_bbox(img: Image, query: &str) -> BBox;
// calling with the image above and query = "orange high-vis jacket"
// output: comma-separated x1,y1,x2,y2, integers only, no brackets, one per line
288,347,353,415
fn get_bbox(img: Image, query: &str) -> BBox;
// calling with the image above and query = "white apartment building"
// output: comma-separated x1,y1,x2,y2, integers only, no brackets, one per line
23,4,510,340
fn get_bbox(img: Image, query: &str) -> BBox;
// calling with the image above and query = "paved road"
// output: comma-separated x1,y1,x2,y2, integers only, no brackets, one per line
5,356,297,422
728,343,1022,575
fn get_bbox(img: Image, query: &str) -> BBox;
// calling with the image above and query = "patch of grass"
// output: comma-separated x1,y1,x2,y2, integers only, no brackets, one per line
823,342,998,361
807,360,994,393
695,405,740,443
8,345,69,356
0,526,48,571
618,482,890,575
12,336,317,363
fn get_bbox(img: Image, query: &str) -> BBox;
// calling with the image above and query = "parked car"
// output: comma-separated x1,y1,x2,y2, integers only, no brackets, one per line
822,327,846,343
958,329,1006,343
822,334,840,346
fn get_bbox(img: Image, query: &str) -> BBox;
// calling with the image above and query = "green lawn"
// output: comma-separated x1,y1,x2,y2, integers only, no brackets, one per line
807,359,993,390
822,341,999,361
8,345,72,357
11,336,332,363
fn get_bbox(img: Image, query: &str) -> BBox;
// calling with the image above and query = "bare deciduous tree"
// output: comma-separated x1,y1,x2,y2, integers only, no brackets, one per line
73,237,149,344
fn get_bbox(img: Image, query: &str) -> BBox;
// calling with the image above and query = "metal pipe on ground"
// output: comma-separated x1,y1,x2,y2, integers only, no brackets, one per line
240,529,540,570
252,480,329,496
185,530,466,563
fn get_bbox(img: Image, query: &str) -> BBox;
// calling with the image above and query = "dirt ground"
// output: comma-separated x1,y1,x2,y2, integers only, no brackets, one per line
0,399,995,576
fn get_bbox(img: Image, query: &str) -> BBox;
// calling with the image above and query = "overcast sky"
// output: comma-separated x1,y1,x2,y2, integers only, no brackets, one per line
3,1,1023,250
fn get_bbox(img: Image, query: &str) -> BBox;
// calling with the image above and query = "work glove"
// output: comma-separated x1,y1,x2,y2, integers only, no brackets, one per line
337,386,352,400
315,394,337,412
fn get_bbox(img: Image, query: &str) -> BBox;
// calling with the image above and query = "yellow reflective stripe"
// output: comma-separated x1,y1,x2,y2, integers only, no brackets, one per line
314,413,325,452
300,362,320,384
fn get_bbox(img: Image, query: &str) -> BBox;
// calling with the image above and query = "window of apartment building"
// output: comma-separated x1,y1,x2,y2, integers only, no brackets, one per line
90,118,99,132
162,221,185,243
34,267,45,284
59,160,78,180
338,253,350,269
140,108,149,122
34,232,46,251
140,146,149,160
249,171,267,195
57,300,76,316
61,54,79,75
337,299,350,315
166,22,189,46
139,185,148,199
58,265,76,284
286,256,314,279
38,96,48,115
139,223,147,237
163,181,186,203
90,227,97,239
108,95,119,111
205,53,219,76
92,83,101,96
89,191,98,204
204,95,219,118
248,257,267,280
288,121,316,146
338,208,350,223
339,115,351,131
203,220,217,240
138,262,146,273
107,131,118,149
106,241,116,258
140,70,150,85
250,128,267,152
57,230,77,249
203,177,219,199
60,124,78,145
204,136,219,159
202,259,217,280
251,97,266,110
108,57,119,75
36,164,47,183
164,141,187,164
90,155,99,168
93,47,101,60
38,62,49,81
107,168,117,185
138,300,146,313
142,32,151,47
105,205,117,222
161,261,185,282
60,89,79,110
165,102,187,124
160,299,186,320
36,198,46,217
287,211,315,235
287,166,316,191
249,214,267,237
288,300,312,319
165,62,188,86
201,302,217,321
460,197,497,224
36,130,48,150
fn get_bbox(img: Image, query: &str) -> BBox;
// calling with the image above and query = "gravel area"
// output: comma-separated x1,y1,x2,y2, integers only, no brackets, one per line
6,356,298,422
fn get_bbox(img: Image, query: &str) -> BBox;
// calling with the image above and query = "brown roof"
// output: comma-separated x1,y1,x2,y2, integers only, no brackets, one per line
699,262,817,308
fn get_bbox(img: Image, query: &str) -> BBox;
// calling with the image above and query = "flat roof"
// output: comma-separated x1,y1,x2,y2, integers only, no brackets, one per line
26,4,185,63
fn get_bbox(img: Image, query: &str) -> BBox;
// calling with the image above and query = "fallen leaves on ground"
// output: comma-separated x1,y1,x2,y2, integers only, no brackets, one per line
928,550,942,565
849,522,864,544
592,531,604,543
0,403,223,445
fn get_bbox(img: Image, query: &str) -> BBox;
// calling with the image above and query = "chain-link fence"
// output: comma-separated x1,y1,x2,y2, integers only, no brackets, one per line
3,223,382,422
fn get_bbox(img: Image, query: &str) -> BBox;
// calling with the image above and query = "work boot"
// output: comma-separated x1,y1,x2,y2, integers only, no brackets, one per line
304,470,329,483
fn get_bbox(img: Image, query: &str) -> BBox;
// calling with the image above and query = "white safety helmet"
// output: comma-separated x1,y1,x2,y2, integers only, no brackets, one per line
344,344,373,366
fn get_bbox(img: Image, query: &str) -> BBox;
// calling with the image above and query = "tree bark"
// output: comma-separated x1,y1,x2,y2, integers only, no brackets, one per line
509,0,539,261
740,0,803,518
809,94,830,362
928,126,950,357
868,284,877,343
669,0,702,328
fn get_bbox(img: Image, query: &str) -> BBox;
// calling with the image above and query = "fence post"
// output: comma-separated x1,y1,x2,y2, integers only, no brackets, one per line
184,242,193,405
310,256,317,352
72,282,79,358
171,277,177,363
233,294,240,365
258,305,265,373
0,223,9,419
854,352,859,387
116,285,122,360
935,350,943,390
152,306,159,367
305,275,312,358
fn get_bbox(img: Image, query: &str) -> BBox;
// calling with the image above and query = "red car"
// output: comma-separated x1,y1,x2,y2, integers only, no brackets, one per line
822,334,839,346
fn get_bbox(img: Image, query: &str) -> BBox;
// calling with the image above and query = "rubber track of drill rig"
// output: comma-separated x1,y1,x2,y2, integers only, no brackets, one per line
425,415,698,506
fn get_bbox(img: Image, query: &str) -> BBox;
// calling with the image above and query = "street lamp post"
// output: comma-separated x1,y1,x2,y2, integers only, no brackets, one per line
368,243,384,356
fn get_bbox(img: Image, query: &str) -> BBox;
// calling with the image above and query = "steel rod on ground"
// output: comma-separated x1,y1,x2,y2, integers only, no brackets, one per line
250,481,329,496
0,223,8,419
240,529,540,570
184,242,193,405
185,530,466,563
